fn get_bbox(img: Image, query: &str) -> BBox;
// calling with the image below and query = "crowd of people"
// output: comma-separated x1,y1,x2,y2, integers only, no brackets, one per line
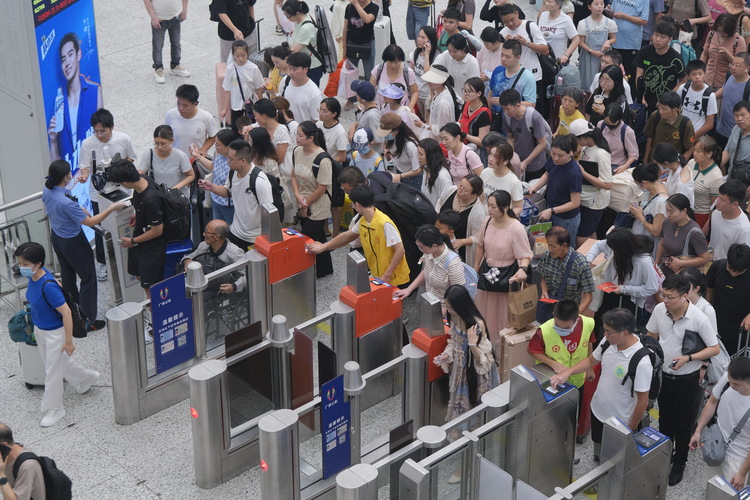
9,0,750,496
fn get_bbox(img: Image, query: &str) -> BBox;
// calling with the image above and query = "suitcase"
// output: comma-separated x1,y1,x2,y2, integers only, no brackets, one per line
248,48,271,78
19,342,45,388
498,327,538,383
373,16,391,71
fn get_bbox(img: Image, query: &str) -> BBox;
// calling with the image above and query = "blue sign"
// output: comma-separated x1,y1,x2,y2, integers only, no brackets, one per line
321,375,351,479
150,273,195,373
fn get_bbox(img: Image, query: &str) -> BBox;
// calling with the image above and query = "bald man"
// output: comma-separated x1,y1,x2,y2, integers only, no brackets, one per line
181,219,246,296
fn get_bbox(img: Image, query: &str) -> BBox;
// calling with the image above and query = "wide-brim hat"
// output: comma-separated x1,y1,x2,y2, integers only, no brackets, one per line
421,66,450,84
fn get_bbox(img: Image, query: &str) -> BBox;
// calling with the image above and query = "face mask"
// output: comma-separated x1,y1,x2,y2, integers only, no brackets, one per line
553,325,575,337
384,133,394,141
356,145,371,155
605,122,620,130
19,265,35,278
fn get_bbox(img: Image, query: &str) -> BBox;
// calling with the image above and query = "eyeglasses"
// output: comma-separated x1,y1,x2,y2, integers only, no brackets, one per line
603,328,623,336
203,230,218,235
660,293,682,302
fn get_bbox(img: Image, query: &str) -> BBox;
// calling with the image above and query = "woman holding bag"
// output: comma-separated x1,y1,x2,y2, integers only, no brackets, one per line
474,190,533,345
343,0,379,110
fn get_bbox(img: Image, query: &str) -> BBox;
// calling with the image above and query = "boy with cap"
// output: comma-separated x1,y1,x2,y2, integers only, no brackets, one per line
350,127,383,175
349,81,384,153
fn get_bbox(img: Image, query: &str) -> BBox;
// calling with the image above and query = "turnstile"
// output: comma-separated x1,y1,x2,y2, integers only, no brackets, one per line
706,475,745,499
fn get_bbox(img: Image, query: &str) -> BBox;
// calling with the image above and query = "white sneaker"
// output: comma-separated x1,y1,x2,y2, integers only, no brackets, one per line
76,370,100,394
96,263,108,282
154,68,166,84
40,408,66,427
170,65,191,77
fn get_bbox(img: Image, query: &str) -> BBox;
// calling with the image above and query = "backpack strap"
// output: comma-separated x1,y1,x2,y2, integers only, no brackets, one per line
510,67,525,90
701,86,713,117
227,169,235,198
678,115,689,142
311,151,333,200
247,167,261,205
41,279,64,320
300,19,325,67
12,451,37,481
625,346,654,397
743,80,750,102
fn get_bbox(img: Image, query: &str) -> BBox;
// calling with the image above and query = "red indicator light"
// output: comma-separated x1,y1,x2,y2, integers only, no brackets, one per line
190,407,199,419
260,459,269,472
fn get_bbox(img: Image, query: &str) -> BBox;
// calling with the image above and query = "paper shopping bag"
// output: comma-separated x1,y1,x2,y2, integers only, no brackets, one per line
508,283,538,330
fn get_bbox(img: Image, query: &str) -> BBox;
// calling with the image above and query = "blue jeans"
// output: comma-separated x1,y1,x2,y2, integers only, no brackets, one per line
152,16,181,69
212,202,235,225
347,41,376,102
406,4,431,40
552,212,581,246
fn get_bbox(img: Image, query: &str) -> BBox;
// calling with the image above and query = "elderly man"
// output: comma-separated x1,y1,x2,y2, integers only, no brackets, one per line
181,219,246,298
537,226,595,323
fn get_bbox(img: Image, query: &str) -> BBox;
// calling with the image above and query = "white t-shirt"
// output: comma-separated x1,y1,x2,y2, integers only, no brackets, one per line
422,167,454,210
427,88,459,137
279,78,322,123
538,11,578,61
710,210,750,260
591,339,652,424
579,145,613,210
223,61,265,111
577,15,618,39
480,168,523,202
316,121,348,156
665,166,695,207
677,83,718,133
409,52,431,101
433,52,481,97
646,301,719,376
79,131,138,199
500,21,548,82
694,296,718,333
388,140,420,174
713,372,750,461
164,108,219,158
138,148,192,197
151,0,182,20
225,167,274,242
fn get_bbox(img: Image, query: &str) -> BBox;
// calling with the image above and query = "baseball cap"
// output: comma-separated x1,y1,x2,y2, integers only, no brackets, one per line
379,84,405,100
376,112,403,137
568,119,593,137
352,127,375,149
351,80,376,102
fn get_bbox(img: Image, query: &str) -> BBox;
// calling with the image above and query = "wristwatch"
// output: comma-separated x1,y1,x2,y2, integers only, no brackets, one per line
0,477,8,485
550,207,556,215
688,354,693,362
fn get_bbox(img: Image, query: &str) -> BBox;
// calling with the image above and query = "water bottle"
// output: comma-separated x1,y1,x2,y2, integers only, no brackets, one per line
54,88,64,133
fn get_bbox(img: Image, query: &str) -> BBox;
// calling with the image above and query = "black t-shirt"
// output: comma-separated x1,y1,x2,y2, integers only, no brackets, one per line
706,259,750,336
216,0,257,42
345,2,379,45
439,191,474,261
635,44,686,108
132,176,165,247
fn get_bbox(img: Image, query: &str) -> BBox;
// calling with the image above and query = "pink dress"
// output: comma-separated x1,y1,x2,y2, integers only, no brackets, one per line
474,218,534,347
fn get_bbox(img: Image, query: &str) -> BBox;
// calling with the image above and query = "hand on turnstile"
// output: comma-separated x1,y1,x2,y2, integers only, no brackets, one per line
305,242,325,254
549,373,568,390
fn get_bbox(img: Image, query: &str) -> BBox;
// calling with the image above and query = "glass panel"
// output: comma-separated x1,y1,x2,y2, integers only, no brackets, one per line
0,209,52,307
227,347,275,429
143,307,156,377
361,364,404,451
477,419,515,471
428,448,467,499
203,262,251,351
377,447,422,499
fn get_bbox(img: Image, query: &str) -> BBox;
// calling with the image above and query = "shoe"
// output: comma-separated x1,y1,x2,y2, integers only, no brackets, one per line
583,484,598,496
154,68,166,84
86,320,106,333
276,24,284,35
593,455,600,463
40,408,65,427
668,464,684,486
76,370,100,394
170,65,191,77
96,263,108,281
576,435,586,445
344,100,353,112
447,472,461,484
145,329,153,345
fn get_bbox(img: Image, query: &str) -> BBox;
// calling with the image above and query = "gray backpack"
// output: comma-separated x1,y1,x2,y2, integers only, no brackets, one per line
553,64,582,97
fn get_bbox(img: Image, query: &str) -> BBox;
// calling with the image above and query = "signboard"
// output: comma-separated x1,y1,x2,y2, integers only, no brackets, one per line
32,0,103,237
320,375,351,479
150,273,195,373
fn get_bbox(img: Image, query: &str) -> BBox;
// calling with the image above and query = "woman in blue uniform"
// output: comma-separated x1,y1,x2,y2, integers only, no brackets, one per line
42,160,124,330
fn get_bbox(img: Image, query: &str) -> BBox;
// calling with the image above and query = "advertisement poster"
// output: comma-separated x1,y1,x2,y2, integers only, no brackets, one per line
320,375,351,479
32,0,103,234
150,273,196,374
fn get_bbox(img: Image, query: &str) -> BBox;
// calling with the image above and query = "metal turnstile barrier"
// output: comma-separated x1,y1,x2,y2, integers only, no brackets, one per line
705,475,744,499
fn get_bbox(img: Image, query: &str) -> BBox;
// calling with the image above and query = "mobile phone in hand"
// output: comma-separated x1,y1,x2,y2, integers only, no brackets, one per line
0,443,10,460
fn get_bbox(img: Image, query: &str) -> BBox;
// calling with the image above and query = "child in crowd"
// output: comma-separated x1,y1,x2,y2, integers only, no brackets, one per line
222,40,265,132
379,84,422,133
676,60,717,140
435,209,461,247
577,0,618,91
350,128,384,175
556,87,586,136
438,8,463,52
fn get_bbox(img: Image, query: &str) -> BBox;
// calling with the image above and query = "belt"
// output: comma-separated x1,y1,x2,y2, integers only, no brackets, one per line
662,370,698,380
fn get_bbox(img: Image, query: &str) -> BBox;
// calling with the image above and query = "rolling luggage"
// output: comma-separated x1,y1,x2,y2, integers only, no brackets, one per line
373,17,391,70
497,326,537,382
19,342,45,388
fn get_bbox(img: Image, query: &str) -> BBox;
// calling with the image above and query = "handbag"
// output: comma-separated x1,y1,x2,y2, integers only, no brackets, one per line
589,253,614,312
509,283,538,329
476,220,519,293
682,329,707,355
346,43,372,60
701,391,750,466
234,65,255,120
525,21,558,82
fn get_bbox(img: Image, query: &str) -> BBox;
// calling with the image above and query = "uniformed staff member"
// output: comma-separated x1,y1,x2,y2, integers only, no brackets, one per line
42,160,125,331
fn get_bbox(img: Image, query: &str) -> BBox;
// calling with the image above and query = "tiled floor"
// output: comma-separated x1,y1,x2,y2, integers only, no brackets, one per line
0,0,712,498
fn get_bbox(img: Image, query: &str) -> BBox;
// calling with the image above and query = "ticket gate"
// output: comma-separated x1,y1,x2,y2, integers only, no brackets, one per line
706,475,748,499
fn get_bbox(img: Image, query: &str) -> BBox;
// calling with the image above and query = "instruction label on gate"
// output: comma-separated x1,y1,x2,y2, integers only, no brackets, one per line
321,375,351,479
150,273,195,373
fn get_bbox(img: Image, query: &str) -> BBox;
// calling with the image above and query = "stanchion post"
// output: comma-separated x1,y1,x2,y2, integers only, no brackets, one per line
185,261,208,359
189,359,228,489
268,315,294,409
332,300,356,375
344,361,366,465
106,302,146,425
259,409,301,500
402,343,427,429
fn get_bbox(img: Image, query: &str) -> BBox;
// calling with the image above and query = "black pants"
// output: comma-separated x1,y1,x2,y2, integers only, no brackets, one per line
658,370,702,467
228,231,254,252
300,217,333,278
535,79,549,120
90,201,105,265
51,231,97,321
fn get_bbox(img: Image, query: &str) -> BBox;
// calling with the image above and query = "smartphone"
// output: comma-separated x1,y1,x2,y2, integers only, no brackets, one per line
0,443,10,461
669,360,678,369
711,47,720,52
680,19,694,33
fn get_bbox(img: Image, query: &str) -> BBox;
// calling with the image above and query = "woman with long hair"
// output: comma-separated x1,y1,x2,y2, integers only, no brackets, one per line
138,124,195,197
266,44,292,97
687,136,724,227
441,122,484,186
438,174,488,266
656,193,710,275
586,65,630,125
482,142,523,213
459,77,492,163
410,26,438,117
194,128,240,224
248,127,281,179
418,64,462,138
701,13,746,89
419,138,454,209
371,44,419,110
376,112,423,189
394,225,467,300
254,98,296,221
569,119,613,246
537,0,580,65
630,162,670,255
474,190,533,345
291,121,333,277
282,0,325,85
653,142,694,207
272,96,299,139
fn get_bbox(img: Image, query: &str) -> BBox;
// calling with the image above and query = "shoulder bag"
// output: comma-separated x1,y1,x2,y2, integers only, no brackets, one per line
701,386,750,466
476,219,519,293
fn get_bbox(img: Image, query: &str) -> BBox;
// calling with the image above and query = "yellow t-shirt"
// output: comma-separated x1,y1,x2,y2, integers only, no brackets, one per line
268,68,285,94
558,108,585,135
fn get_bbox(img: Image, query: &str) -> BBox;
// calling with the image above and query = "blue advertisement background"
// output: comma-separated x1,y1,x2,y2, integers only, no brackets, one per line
321,375,351,479
150,273,196,374
33,0,102,238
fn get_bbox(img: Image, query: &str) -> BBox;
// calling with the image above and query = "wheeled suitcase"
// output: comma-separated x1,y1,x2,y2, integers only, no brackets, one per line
19,342,45,388
248,48,271,78
373,16,391,70
498,327,537,382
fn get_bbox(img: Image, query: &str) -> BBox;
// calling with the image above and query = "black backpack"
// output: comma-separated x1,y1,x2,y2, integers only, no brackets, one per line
42,279,89,339
13,451,73,500
228,167,285,222
600,334,664,401
208,0,219,22
299,5,337,73
157,183,191,242
312,152,345,207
